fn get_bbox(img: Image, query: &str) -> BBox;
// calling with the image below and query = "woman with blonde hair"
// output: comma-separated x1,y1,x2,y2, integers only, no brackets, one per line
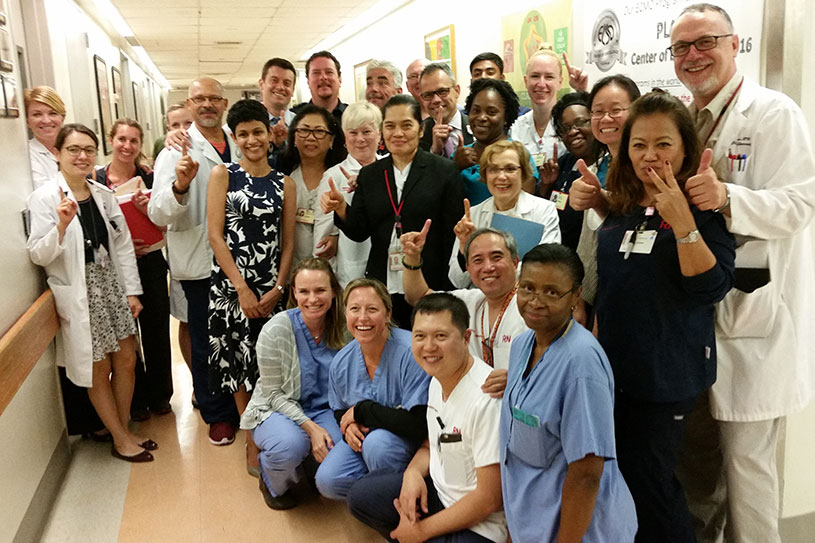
24,86,66,188
242,258,348,509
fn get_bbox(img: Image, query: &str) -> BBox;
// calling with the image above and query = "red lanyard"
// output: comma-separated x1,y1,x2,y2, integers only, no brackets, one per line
385,170,404,235
703,77,744,147
480,287,516,368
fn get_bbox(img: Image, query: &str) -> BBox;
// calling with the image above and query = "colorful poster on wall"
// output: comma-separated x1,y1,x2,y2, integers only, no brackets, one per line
424,25,456,79
501,0,573,107
581,0,762,103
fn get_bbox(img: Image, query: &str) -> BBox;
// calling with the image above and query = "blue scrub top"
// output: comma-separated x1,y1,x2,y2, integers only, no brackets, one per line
460,141,540,206
329,327,430,412
288,309,338,413
500,325,637,543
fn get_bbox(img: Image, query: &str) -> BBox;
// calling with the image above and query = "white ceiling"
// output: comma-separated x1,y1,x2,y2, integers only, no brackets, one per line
111,0,379,89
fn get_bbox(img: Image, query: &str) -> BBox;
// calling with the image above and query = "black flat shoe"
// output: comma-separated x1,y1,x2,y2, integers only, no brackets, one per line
111,447,154,463
139,439,158,451
259,477,297,510
131,407,151,422
82,431,113,443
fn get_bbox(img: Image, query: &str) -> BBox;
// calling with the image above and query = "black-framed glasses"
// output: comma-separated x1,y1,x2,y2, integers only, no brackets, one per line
485,165,522,176
294,127,332,140
559,118,591,134
517,283,579,303
590,107,629,120
64,145,98,157
420,86,451,101
668,34,733,57
189,95,226,105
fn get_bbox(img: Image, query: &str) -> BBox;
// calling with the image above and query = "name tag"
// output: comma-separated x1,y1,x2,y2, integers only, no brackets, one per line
296,207,315,224
533,152,547,167
550,190,568,211
619,230,657,255
388,251,403,271
512,406,540,428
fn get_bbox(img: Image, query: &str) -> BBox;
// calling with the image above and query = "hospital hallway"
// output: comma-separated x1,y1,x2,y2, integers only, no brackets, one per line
38,323,381,543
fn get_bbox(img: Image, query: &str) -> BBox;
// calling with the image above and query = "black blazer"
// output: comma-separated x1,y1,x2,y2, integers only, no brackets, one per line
336,149,463,290
419,112,474,156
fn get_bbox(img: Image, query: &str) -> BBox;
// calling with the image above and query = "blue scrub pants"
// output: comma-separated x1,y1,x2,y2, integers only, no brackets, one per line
347,470,493,542
314,429,416,500
252,409,341,497
181,279,238,425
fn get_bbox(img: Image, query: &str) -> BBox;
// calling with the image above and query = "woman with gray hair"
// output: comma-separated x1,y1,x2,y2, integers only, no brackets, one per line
314,101,382,287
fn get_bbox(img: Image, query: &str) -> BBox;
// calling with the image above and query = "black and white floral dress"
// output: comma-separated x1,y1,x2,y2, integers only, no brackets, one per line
208,163,285,394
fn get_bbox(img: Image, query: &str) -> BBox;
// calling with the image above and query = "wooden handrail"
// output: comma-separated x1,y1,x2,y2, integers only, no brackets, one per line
0,290,59,417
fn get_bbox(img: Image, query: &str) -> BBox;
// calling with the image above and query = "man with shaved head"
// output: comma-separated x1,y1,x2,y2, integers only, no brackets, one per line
149,77,240,447
404,58,430,119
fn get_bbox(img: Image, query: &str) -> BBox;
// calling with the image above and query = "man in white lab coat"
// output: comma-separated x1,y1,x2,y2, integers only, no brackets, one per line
148,77,241,446
671,5,815,542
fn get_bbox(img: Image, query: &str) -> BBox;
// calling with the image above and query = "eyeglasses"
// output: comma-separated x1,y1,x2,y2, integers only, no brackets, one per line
420,87,452,101
517,284,579,303
559,118,591,134
64,145,98,157
406,73,421,81
294,127,332,140
590,107,629,120
485,165,522,176
189,95,226,105
668,34,733,57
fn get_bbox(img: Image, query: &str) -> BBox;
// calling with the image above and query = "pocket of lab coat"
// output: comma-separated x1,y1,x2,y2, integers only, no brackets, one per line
508,420,559,468
716,281,780,338
440,439,472,485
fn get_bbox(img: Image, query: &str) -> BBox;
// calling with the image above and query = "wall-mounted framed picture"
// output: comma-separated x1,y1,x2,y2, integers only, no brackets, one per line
93,55,112,154
2,74,19,117
0,0,7,25
0,27,13,72
353,59,373,103
111,65,123,119
424,25,456,79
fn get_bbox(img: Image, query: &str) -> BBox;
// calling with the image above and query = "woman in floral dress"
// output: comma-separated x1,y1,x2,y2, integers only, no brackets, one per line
207,99,296,473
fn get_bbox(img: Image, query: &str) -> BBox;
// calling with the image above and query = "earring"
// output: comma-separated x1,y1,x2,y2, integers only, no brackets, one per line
570,306,575,311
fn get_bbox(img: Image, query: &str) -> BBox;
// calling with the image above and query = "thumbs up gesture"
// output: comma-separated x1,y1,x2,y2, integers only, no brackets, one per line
320,177,348,220
684,149,727,211
569,159,605,211
453,133,477,170
174,141,199,192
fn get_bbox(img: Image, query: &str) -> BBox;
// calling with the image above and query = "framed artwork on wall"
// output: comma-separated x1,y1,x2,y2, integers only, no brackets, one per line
0,0,6,26
424,25,456,79
2,74,19,117
93,55,112,154
353,59,373,103
111,66,123,119
0,27,13,72
131,81,140,121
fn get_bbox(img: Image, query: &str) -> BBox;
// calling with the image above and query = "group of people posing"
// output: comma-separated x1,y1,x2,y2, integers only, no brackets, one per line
22,3,815,542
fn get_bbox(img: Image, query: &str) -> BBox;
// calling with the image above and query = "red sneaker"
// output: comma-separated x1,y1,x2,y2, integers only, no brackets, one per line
208,422,235,446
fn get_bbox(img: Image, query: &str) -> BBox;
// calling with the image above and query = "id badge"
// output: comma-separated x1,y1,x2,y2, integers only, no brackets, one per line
388,235,403,271
95,245,110,268
550,190,568,211
511,406,540,428
619,230,657,255
296,207,315,225
533,152,547,168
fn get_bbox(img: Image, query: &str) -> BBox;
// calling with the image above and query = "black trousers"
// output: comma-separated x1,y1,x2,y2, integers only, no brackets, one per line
347,469,493,543
131,250,173,411
615,391,698,543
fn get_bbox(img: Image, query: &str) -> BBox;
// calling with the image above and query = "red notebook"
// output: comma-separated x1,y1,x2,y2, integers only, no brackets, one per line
115,180,164,251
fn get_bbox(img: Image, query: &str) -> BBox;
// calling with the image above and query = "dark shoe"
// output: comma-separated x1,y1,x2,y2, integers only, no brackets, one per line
131,407,150,422
151,403,172,415
208,422,235,446
82,430,113,443
111,446,154,463
259,477,298,510
139,439,159,451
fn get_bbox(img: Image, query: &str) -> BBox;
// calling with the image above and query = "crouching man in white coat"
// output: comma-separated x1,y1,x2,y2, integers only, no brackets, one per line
670,5,815,543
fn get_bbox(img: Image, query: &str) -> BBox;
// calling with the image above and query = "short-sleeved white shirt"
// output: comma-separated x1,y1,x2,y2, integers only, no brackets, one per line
427,358,507,542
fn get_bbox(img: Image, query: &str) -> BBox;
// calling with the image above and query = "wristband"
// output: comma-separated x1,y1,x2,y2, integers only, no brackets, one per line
401,256,423,270
172,180,189,195
275,284,285,294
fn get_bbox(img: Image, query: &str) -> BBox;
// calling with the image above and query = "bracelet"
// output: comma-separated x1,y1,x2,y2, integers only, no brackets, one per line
275,284,285,294
713,184,730,213
172,180,189,195
401,256,423,270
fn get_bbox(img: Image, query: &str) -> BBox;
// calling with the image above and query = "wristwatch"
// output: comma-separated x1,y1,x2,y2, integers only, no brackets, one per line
676,230,701,244
713,184,730,213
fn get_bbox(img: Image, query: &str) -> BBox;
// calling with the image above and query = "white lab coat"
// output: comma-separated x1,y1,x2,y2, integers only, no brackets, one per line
148,123,240,281
710,77,815,421
28,138,59,190
26,174,142,387
448,190,560,288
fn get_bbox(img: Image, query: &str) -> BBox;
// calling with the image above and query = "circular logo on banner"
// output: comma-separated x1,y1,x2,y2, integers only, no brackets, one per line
589,10,625,72
520,10,548,70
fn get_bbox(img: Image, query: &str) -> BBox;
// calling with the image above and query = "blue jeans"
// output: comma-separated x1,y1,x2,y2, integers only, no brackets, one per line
181,278,238,425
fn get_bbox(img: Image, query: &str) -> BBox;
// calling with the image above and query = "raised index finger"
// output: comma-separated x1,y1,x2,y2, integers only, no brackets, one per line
463,198,471,220
418,218,432,240
562,51,573,72
339,166,351,179
646,166,670,193
661,160,680,189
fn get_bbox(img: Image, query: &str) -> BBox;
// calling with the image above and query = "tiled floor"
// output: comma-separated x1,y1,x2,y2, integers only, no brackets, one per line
42,322,382,543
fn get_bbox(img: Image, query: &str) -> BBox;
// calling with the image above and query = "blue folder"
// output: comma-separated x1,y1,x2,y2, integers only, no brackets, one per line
490,213,544,259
